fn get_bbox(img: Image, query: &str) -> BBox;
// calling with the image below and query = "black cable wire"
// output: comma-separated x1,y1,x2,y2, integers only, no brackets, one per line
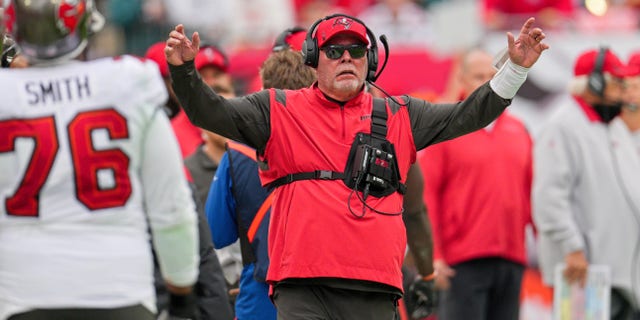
354,181,404,216
346,173,404,218
367,81,408,107
365,34,409,107
347,175,367,219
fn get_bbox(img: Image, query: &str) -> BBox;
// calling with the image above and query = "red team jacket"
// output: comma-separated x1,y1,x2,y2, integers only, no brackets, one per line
260,87,416,291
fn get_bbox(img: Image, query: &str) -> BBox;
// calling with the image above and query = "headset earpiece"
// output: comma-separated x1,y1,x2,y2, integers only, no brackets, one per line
588,47,608,98
302,13,379,81
302,36,319,68
302,17,324,68
367,46,378,82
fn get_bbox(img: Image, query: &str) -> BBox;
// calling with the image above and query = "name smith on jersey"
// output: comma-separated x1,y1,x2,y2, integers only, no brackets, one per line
24,75,91,106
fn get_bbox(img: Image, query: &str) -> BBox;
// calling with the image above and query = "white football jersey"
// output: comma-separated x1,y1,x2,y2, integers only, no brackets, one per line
0,56,198,318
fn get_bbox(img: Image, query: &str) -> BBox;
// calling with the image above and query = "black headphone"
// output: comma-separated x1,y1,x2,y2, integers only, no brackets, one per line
587,47,608,98
273,26,306,52
302,13,379,82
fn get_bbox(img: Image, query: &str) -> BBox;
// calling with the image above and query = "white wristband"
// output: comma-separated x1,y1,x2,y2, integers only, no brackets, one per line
489,59,529,99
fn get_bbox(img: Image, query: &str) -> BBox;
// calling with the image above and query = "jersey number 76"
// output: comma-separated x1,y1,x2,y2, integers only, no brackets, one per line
1,108,132,217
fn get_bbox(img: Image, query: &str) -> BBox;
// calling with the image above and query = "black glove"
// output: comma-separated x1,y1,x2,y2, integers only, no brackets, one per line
167,292,198,320
407,276,436,320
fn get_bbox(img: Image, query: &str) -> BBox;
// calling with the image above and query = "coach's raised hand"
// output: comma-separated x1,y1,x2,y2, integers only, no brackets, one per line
507,17,550,68
164,24,200,66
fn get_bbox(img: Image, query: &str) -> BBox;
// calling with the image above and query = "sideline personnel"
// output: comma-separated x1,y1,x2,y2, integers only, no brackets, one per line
533,48,640,319
165,13,548,319
206,48,316,320
420,49,533,320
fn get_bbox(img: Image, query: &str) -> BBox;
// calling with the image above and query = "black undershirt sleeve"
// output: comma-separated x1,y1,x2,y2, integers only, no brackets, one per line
169,60,271,151
406,82,511,151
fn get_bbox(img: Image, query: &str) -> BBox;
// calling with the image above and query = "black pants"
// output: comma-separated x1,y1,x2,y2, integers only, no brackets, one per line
611,288,640,320
438,257,525,320
272,283,399,320
8,304,154,320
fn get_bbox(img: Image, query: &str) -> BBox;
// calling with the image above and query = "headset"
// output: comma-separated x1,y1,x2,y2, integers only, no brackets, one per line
587,47,608,98
302,13,381,82
273,26,306,52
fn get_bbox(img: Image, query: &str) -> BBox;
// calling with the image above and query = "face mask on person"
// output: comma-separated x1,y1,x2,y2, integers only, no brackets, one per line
592,103,623,123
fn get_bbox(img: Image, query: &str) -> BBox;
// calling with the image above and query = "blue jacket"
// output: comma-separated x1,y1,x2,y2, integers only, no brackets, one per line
205,141,275,320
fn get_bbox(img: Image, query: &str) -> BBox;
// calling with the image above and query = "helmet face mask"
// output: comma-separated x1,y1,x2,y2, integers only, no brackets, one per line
2,35,20,68
5,0,104,64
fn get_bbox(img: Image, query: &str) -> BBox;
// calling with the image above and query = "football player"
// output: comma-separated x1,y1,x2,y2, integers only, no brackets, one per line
0,1,199,319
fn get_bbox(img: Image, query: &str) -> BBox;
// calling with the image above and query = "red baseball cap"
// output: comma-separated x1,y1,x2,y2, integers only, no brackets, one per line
626,51,640,77
144,42,169,78
273,28,307,52
573,49,627,78
195,46,229,72
314,16,369,48
285,30,306,51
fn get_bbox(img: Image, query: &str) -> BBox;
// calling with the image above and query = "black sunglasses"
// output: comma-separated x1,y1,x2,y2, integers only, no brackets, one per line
321,44,367,60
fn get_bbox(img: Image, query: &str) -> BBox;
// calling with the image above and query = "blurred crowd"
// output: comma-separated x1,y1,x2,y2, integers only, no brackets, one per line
95,0,640,58
83,0,640,103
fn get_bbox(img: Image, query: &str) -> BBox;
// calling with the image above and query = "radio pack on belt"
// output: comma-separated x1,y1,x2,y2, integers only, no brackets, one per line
267,96,406,198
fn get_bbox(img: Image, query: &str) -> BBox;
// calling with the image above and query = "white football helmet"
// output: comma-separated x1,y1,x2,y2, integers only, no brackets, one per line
4,0,104,63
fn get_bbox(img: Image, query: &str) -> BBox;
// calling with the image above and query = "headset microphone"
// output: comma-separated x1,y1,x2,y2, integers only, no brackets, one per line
371,35,390,83
367,34,409,107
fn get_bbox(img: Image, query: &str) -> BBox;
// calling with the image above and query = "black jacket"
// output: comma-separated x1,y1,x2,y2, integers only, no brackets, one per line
153,183,234,320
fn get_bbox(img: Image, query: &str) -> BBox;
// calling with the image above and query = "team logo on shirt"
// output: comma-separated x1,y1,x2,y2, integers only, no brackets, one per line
56,0,86,34
3,2,16,34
